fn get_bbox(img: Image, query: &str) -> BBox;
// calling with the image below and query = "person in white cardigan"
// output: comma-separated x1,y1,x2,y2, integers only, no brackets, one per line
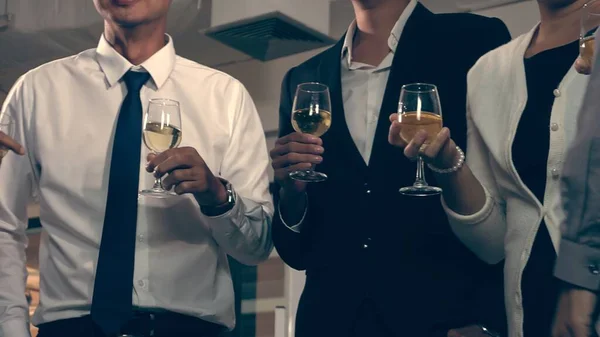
388,1,591,336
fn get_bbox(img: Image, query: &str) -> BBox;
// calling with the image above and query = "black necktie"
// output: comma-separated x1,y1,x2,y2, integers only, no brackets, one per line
91,71,150,336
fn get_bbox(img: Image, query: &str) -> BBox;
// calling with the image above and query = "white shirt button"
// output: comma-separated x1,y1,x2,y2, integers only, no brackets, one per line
553,89,561,97
551,168,560,179
137,234,145,243
550,123,559,131
137,279,148,289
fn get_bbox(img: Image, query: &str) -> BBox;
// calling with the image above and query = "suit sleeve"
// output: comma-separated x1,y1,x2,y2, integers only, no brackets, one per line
554,31,600,291
272,68,313,270
485,18,511,52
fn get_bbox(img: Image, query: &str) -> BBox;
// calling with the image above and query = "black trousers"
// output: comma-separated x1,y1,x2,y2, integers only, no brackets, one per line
521,223,561,337
36,311,225,337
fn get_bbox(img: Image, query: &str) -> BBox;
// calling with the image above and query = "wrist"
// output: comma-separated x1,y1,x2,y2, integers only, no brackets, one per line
200,178,236,217
428,145,465,174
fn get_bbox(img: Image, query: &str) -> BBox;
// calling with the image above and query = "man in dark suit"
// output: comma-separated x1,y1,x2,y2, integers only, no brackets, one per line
269,0,511,336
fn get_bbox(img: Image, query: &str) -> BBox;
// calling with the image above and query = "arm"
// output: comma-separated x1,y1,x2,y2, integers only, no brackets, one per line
275,69,308,231
554,35,600,290
390,75,506,265
551,30,600,337
203,79,274,266
271,68,314,271
0,76,36,337
438,99,507,265
441,18,510,263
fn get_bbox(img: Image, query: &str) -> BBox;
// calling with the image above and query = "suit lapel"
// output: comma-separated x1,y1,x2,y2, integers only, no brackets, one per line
317,38,369,175
368,4,436,170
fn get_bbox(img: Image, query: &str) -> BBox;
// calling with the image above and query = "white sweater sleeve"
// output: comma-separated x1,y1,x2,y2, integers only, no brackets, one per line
441,96,507,264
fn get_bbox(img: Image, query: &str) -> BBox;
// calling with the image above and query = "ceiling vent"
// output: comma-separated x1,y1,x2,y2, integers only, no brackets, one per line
204,0,336,61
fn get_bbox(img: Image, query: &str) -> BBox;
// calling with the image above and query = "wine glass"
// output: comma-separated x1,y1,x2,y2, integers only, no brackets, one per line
0,113,15,160
579,0,600,73
289,82,332,183
139,98,182,198
397,83,443,196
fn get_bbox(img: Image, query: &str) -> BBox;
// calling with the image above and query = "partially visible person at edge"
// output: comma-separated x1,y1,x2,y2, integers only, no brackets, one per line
0,0,273,336
552,28,600,337
269,0,512,336
389,0,592,336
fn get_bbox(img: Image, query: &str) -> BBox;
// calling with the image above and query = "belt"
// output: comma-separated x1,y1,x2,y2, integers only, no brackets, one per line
37,311,226,337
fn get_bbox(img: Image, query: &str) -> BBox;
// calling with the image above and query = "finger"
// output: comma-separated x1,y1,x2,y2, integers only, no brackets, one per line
146,153,157,162
388,120,407,148
174,180,203,196
146,148,177,172
575,57,592,75
162,168,198,190
275,132,323,146
148,147,201,175
403,129,428,160
272,153,322,169
421,127,450,159
0,132,25,155
154,153,196,178
274,163,313,181
389,113,399,122
270,142,324,158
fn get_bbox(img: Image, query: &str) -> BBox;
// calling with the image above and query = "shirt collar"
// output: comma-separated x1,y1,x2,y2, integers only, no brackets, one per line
95,34,176,89
341,0,418,64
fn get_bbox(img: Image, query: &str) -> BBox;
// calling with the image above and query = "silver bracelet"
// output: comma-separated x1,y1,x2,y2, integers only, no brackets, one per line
427,145,465,174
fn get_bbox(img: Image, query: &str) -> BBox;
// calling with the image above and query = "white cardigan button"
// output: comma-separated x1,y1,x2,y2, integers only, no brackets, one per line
550,123,559,131
553,89,561,97
551,168,560,179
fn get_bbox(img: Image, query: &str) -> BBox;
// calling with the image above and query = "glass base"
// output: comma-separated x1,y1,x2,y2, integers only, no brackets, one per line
139,188,177,198
399,184,442,197
289,170,328,183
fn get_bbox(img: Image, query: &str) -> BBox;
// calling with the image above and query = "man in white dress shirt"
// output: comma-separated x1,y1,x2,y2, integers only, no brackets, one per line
0,1,273,337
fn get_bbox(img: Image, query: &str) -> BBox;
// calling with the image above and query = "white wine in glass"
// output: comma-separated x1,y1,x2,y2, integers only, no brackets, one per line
398,83,443,196
140,98,182,198
289,82,332,183
579,0,600,73
0,113,15,160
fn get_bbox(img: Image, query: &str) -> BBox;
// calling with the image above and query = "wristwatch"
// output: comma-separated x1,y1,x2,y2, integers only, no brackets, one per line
201,178,236,217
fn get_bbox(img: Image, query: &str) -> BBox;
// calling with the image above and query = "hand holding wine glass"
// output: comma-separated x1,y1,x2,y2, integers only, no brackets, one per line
389,117,458,171
576,0,600,75
388,83,454,196
143,99,228,206
140,98,183,197
287,82,332,183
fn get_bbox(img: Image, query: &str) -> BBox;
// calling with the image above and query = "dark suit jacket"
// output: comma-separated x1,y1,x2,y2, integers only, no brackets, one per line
273,4,512,337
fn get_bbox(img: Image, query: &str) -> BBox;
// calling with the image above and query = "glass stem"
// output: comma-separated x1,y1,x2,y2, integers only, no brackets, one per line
414,156,429,188
306,164,316,176
153,176,164,190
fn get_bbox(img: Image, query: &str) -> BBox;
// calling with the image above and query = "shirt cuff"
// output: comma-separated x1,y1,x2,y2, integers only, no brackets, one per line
0,318,30,337
555,239,600,291
277,194,307,233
